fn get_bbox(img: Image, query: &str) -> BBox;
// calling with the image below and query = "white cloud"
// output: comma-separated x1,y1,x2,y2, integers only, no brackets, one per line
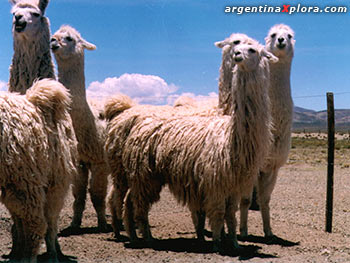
166,91,218,105
87,73,179,105
0,81,8,91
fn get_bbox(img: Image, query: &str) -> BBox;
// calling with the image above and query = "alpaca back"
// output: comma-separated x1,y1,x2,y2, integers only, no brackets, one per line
0,79,77,188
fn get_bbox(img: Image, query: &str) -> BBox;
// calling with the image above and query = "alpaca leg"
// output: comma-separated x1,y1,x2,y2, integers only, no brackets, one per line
2,188,46,262
70,161,89,229
45,185,75,262
258,169,279,237
225,197,240,248
239,193,252,237
191,209,205,241
207,201,225,252
123,189,137,241
133,197,153,242
114,173,129,232
89,163,108,231
239,175,257,237
22,216,47,263
108,180,127,239
4,217,24,261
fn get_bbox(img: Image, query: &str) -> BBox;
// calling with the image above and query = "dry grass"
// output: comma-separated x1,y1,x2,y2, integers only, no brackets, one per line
289,133,350,168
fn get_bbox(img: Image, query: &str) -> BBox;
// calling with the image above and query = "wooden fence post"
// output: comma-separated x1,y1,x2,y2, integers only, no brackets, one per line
326,92,334,233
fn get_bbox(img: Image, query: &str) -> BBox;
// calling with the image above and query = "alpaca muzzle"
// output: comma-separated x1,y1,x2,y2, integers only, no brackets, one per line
14,17,27,33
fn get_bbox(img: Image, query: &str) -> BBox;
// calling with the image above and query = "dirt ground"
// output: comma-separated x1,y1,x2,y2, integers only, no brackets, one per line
1,136,350,262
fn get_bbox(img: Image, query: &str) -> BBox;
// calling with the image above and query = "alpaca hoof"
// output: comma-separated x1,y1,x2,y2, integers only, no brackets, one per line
113,233,129,242
265,234,277,244
116,219,125,231
57,253,77,263
240,229,248,238
264,230,274,239
212,240,221,253
68,221,81,231
98,223,112,233
2,252,17,260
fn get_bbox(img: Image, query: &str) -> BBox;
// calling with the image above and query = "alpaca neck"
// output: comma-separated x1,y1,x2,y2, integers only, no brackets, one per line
218,51,234,115
57,57,87,100
230,65,271,170
9,34,55,94
269,57,293,112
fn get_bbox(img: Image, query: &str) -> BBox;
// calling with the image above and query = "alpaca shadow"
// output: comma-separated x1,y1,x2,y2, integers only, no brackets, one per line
58,224,113,237
238,234,299,247
1,254,78,263
124,238,276,260
106,234,130,243
37,253,78,263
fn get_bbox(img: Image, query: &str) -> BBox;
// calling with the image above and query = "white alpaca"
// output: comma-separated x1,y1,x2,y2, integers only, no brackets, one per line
239,24,295,238
0,79,77,262
9,0,55,94
105,42,276,250
51,25,109,231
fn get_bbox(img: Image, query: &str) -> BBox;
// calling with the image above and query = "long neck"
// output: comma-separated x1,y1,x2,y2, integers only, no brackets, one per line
57,56,87,100
230,63,271,172
9,32,55,94
218,49,234,115
270,57,292,100
269,56,294,121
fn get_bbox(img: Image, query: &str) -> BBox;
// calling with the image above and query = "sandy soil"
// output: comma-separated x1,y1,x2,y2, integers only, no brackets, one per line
1,143,350,262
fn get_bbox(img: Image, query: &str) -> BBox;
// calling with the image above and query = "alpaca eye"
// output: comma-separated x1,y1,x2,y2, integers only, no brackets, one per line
50,38,56,42
288,34,292,39
233,40,240,45
271,33,276,38
65,36,73,42
248,48,256,53
32,12,40,17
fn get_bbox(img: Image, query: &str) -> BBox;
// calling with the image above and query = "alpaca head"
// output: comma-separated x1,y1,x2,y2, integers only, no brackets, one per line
51,25,96,61
215,33,260,69
215,33,258,49
232,43,278,72
10,0,50,39
265,24,295,60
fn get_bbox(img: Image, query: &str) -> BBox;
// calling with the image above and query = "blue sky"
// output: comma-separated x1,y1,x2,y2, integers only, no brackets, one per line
0,0,349,110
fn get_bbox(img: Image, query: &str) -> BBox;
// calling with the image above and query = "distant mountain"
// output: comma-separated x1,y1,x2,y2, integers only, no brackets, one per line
293,106,350,132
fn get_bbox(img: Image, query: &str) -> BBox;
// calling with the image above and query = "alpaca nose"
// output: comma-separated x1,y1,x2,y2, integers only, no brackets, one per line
278,37,284,43
235,51,241,56
50,38,60,51
15,15,23,22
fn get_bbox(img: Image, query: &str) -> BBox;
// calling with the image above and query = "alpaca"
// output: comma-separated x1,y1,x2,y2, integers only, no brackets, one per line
214,33,259,115
51,25,109,231
104,42,277,250
0,79,78,262
9,0,55,94
105,93,225,238
239,24,295,238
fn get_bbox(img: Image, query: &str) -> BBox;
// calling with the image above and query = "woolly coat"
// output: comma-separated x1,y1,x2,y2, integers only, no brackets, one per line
105,46,273,243
0,79,77,260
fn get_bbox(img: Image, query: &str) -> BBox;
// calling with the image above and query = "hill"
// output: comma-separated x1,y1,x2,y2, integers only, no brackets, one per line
293,107,350,132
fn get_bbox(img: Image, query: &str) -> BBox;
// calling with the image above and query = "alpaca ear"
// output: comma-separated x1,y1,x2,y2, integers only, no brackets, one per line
81,39,96,51
215,40,229,49
264,36,269,43
9,0,18,5
39,0,49,14
261,49,279,63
